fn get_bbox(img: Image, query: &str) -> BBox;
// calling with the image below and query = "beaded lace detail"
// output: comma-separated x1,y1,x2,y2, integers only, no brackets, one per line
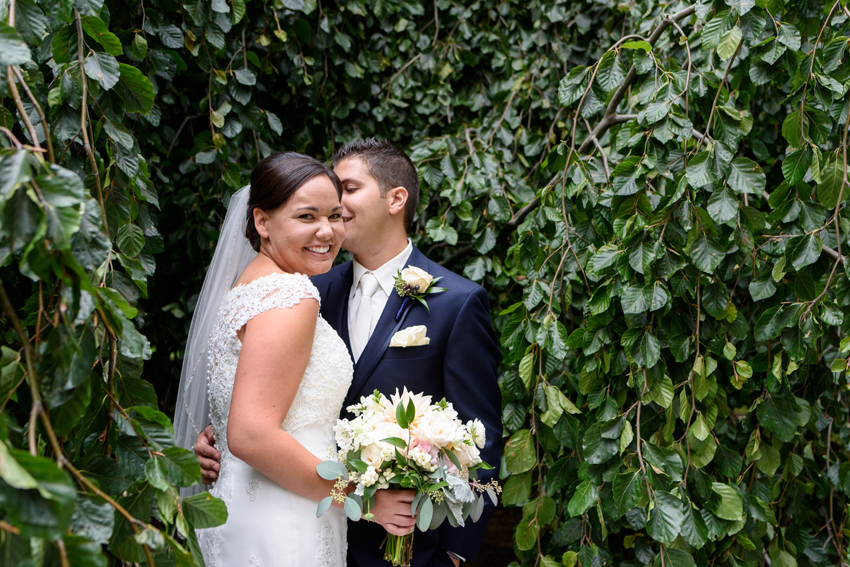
313,522,337,567
202,272,353,566
246,480,260,502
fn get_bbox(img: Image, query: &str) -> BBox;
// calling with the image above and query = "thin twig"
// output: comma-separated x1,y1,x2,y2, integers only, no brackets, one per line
11,67,54,163
432,0,439,45
800,0,842,133
385,54,422,98
55,538,70,567
695,38,743,153
0,281,42,457
75,10,108,238
802,108,850,320
6,68,42,155
0,280,156,567
585,118,610,179
0,520,20,534
0,127,23,148
578,5,697,154
166,114,201,158
3,0,43,156
487,87,520,147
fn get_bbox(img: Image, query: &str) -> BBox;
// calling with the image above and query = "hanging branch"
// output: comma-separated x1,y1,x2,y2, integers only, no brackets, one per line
440,5,698,269
5,0,44,156
11,67,55,163
74,10,109,239
694,38,743,153
6,69,44,155
0,281,157,567
577,5,697,154
801,100,850,320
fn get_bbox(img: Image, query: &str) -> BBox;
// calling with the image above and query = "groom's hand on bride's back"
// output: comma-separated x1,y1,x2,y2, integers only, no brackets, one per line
370,489,416,536
195,425,221,484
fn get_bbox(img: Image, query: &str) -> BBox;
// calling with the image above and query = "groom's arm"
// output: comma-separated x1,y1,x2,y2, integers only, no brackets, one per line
439,286,502,563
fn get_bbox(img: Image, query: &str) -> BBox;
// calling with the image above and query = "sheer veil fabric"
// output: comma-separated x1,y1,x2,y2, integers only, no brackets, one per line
173,186,256,495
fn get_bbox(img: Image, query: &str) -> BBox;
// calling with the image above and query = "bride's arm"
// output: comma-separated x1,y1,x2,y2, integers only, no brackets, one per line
227,298,334,502
224,298,417,534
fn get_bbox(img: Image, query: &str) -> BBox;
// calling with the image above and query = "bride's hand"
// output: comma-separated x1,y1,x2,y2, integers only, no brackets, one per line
370,489,416,536
194,425,221,484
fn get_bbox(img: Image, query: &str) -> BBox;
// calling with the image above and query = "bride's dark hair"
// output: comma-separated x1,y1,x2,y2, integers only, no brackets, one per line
245,152,342,252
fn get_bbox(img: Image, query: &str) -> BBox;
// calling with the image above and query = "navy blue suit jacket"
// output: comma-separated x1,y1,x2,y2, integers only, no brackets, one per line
311,245,501,566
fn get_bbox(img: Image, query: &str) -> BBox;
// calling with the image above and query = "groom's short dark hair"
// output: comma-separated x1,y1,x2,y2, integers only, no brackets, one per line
332,138,419,232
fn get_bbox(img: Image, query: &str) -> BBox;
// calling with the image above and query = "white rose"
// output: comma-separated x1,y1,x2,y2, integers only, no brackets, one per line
415,411,459,449
453,441,481,469
401,266,433,292
467,419,486,449
361,443,385,468
437,403,459,421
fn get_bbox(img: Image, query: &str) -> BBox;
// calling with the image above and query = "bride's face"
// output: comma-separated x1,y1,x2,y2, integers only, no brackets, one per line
253,175,345,276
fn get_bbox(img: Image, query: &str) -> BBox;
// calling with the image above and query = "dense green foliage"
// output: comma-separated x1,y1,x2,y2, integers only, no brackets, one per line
1,0,850,565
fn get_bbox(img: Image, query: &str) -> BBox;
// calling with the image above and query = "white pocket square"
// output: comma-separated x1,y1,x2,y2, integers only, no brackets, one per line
390,325,430,347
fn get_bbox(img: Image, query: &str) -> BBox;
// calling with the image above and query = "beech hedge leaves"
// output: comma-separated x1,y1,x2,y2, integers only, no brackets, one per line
2,0,850,565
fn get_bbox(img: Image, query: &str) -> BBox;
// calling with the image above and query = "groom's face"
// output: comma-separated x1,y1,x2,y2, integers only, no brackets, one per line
334,157,387,255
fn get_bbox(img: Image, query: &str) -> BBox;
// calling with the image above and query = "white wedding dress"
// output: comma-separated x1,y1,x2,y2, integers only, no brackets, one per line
197,272,353,567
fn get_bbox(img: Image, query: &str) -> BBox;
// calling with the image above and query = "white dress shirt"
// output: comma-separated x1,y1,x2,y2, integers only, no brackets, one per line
348,240,413,355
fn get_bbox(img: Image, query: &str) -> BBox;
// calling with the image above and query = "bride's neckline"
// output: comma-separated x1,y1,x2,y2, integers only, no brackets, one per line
229,271,307,293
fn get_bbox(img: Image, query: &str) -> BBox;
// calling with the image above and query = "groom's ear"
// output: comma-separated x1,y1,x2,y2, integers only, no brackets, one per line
386,186,408,218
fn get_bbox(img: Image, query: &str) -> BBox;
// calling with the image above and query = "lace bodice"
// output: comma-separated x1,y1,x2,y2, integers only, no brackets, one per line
198,273,350,567
206,272,354,486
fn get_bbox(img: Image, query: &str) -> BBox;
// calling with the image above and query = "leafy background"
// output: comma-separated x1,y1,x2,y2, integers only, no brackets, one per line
1,0,850,565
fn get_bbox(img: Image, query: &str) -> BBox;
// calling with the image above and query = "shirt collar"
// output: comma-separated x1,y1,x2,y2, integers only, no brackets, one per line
351,240,413,296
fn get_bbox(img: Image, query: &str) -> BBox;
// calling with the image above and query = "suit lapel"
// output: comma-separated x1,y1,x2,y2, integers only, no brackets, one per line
346,246,429,402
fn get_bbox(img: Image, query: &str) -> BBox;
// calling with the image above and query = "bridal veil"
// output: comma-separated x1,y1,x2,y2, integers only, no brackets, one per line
173,185,256,494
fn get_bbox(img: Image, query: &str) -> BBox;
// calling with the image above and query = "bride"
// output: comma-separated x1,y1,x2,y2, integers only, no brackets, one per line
174,152,352,566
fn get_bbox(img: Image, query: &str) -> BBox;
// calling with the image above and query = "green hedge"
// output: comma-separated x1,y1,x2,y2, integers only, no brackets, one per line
1,0,849,565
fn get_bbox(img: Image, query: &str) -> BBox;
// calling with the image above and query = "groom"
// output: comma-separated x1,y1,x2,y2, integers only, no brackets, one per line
194,139,501,566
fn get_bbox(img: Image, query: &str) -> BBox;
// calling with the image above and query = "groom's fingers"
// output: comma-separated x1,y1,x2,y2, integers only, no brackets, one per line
193,428,221,485
194,443,221,465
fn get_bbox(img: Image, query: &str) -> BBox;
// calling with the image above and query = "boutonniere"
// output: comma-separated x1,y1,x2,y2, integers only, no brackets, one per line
393,266,447,319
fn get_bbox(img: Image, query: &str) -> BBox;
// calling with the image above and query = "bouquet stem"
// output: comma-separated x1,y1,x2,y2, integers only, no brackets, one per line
383,532,414,567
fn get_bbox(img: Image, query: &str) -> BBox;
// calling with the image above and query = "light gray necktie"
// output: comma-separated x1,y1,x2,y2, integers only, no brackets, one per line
351,272,380,362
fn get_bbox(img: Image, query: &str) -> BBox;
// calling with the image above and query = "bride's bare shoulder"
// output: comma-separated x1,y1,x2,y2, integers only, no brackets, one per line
232,256,286,289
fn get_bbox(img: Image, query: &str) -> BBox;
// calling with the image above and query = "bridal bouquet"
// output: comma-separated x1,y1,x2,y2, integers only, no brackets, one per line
316,388,500,567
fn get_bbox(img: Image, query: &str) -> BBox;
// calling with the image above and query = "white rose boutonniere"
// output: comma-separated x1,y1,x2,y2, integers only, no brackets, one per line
393,265,447,318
